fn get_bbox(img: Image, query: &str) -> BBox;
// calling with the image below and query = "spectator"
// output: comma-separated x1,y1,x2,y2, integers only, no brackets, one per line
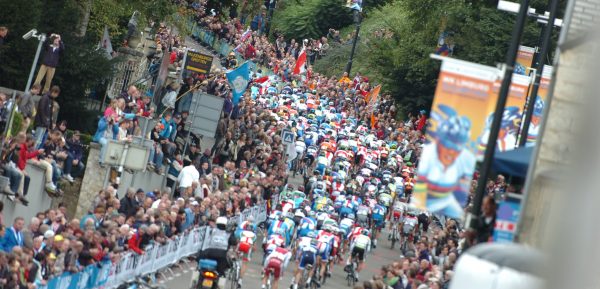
0,27,7,46
34,85,60,144
64,130,84,180
34,34,64,93
18,84,39,133
5,217,24,251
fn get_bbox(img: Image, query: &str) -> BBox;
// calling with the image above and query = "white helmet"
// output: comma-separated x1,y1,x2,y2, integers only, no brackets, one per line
216,216,228,226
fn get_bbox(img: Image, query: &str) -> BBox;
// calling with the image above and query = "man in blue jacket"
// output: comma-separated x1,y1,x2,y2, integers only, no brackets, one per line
34,33,65,93
4,217,25,252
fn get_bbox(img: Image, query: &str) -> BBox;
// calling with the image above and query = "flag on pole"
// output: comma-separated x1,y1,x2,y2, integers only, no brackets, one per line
226,62,251,105
293,48,307,75
240,28,252,42
98,26,113,59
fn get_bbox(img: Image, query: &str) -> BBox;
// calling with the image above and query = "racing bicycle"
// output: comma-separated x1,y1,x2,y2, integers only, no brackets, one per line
266,268,275,289
227,253,241,289
345,255,359,287
389,222,400,250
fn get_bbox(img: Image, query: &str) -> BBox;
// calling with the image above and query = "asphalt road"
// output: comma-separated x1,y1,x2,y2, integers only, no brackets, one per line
159,173,403,289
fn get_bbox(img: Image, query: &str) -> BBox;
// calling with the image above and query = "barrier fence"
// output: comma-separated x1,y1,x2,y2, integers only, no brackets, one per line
40,203,268,289
188,18,275,77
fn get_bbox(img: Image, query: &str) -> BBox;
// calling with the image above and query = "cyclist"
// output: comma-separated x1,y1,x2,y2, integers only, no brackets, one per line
356,203,371,228
339,213,355,252
345,229,371,282
371,200,387,248
237,221,257,288
388,201,407,241
235,215,257,239
266,216,289,252
291,237,318,289
400,210,419,253
297,212,317,238
262,242,292,289
315,225,335,285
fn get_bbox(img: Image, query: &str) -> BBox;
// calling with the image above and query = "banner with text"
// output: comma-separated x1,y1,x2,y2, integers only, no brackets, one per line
413,58,499,218
184,50,214,76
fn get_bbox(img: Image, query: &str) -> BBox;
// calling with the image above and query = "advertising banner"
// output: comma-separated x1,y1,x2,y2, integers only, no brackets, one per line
493,194,522,242
184,50,214,75
413,58,499,218
515,45,535,76
476,73,531,159
526,65,553,147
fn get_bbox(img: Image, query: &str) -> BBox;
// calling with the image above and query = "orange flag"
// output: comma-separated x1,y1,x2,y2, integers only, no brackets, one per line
367,85,381,107
370,113,377,129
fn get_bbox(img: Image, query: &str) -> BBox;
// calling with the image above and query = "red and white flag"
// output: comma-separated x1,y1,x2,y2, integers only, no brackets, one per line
293,48,307,75
240,28,252,42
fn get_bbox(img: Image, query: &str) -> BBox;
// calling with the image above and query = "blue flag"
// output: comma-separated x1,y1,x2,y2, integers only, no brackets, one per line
226,61,251,105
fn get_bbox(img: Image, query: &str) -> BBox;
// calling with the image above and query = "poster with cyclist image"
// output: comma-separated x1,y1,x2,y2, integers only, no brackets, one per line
413,58,500,218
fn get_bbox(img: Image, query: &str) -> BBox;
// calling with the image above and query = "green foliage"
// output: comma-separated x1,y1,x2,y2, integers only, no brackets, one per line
272,0,354,40
10,112,23,137
315,0,559,116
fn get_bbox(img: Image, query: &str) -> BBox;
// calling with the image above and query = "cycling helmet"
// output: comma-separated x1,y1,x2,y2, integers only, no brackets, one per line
347,213,355,220
295,210,305,218
436,104,471,151
533,96,544,117
362,229,370,236
307,231,317,239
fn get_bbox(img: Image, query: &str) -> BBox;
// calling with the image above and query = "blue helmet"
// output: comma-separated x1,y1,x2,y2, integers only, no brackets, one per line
501,106,521,129
533,96,544,117
437,112,471,151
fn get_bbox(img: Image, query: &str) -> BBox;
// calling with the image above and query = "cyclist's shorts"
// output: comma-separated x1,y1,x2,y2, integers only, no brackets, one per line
265,258,283,279
299,251,316,270
238,242,252,261
351,247,366,262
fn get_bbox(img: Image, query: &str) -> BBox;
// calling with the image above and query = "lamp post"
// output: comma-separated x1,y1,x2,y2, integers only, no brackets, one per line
518,0,561,147
345,9,362,75
23,29,47,93
467,0,531,238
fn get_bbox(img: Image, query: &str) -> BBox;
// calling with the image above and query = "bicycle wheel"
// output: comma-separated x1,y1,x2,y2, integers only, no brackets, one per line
391,228,396,249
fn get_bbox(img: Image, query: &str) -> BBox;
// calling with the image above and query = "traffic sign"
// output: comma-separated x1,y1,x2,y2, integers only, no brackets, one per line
282,129,295,144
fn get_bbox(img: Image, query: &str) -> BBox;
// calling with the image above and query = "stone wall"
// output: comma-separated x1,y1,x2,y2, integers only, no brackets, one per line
75,143,167,218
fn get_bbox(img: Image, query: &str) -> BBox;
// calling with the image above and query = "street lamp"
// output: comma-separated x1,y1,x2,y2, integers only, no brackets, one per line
22,29,47,93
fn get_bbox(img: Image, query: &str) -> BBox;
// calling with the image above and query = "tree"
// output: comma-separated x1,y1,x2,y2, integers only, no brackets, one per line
272,0,353,40
315,0,558,117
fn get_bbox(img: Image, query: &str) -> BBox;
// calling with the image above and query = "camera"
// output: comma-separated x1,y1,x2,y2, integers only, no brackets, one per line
22,29,37,40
